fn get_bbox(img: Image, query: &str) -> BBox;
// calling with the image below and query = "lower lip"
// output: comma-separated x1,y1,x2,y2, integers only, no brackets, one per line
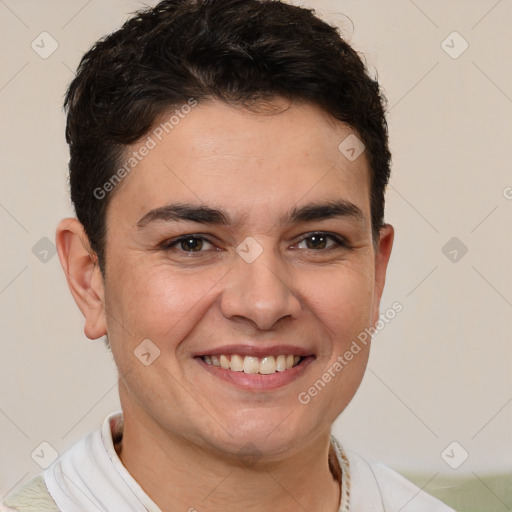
196,356,315,391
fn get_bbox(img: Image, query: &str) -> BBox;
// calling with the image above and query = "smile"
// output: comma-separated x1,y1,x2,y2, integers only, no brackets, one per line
195,345,315,390
202,354,303,374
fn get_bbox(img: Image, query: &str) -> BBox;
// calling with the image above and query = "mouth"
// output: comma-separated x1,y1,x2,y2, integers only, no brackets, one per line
194,346,315,391
201,354,303,374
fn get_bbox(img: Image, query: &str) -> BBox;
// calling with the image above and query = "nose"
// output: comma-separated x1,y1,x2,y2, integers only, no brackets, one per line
219,245,302,331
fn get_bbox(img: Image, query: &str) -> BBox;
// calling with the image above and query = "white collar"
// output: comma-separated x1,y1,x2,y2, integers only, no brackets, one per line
44,411,351,512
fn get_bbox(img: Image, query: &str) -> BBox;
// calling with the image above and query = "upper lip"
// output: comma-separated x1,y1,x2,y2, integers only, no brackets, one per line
194,344,315,358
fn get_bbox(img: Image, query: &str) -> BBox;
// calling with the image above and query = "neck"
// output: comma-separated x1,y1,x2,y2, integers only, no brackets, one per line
115,408,341,512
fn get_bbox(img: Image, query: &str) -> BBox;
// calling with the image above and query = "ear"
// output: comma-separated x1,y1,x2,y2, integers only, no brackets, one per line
371,224,394,325
55,218,107,340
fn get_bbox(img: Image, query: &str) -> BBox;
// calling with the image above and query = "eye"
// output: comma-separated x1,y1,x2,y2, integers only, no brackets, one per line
295,232,348,251
162,235,215,253
160,231,349,256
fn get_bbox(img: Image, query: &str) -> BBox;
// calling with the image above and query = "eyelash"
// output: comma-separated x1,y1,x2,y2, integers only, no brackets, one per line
160,232,350,255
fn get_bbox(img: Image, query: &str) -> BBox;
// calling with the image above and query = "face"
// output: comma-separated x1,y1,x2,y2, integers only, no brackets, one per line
84,99,392,459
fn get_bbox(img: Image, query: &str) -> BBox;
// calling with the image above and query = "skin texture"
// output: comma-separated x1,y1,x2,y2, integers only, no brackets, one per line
56,98,394,512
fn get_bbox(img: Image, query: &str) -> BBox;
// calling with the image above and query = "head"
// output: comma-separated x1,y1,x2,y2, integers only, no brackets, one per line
57,0,394,460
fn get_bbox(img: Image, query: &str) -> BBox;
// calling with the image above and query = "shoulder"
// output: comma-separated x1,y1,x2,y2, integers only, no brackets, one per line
347,450,457,511
1,475,60,512
332,439,456,512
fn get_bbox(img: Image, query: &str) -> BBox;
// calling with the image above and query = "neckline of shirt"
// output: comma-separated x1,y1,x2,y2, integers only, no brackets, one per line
105,412,352,511
48,411,351,512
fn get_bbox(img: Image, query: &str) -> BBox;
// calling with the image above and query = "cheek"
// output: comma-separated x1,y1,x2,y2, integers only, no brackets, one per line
105,263,224,345
307,266,375,340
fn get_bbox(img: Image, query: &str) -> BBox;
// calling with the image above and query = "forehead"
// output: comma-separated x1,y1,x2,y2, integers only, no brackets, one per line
107,99,371,227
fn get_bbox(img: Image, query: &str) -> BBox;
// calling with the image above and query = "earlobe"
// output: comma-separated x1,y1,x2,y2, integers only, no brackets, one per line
371,224,394,324
55,218,107,340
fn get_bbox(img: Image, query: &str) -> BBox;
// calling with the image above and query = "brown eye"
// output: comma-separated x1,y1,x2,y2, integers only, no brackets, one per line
296,233,345,251
305,234,328,250
162,235,215,253
180,237,204,252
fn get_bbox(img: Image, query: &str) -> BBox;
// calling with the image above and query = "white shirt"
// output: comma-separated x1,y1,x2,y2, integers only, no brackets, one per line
40,411,455,512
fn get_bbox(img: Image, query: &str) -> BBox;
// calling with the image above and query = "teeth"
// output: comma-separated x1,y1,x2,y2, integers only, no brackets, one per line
260,356,277,375
276,355,287,372
230,354,244,372
202,354,304,374
243,356,260,374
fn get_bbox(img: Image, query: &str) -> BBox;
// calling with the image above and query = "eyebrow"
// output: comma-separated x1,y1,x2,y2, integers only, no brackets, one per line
136,199,365,229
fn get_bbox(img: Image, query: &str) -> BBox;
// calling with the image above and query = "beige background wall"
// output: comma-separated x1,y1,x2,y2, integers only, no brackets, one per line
1,0,511,498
